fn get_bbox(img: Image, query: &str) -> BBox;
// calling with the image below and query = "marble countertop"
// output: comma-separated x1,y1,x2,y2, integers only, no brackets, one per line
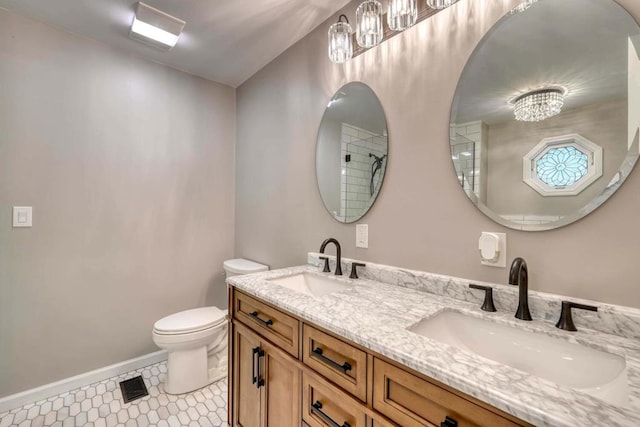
227,264,640,427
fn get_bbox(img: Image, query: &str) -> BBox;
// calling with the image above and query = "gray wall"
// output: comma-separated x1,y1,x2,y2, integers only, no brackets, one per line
486,98,627,215
236,0,640,308
0,11,235,397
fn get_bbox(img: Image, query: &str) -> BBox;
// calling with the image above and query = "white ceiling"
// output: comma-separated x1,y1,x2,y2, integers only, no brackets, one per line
452,0,640,125
0,0,353,87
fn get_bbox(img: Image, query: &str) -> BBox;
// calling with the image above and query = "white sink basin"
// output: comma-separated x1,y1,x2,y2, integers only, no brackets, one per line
268,272,352,298
409,310,629,406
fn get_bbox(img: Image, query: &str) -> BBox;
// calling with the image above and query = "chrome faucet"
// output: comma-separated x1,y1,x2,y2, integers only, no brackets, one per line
509,257,532,321
319,238,342,275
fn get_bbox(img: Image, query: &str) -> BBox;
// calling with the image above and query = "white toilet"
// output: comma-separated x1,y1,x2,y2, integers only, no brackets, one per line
152,258,268,395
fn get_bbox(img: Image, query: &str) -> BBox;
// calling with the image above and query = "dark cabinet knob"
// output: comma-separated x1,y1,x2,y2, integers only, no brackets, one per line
469,284,497,312
349,262,366,279
441,416,458,427
556,301,597,332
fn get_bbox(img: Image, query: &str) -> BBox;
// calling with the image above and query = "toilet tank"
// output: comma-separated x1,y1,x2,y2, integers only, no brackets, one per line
223,258,269,278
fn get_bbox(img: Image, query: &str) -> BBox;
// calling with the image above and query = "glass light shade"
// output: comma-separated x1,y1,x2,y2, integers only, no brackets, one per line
510,0,540,15
426,0,459,9
388,0,417,31
356,0,383,48
514,89,564,122
328,20,353,64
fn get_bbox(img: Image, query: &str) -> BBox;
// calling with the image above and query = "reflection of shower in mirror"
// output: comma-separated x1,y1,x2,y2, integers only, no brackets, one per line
369,153,387,196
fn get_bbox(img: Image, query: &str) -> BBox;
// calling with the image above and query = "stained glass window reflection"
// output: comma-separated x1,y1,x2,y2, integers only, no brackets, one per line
536,146,588,187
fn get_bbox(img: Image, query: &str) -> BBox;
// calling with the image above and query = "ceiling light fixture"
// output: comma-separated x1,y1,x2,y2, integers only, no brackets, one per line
513,89,565,122
328,15,353,64
388,0,418,31
356,0,384,48
130,2,185,50
426,0,459,10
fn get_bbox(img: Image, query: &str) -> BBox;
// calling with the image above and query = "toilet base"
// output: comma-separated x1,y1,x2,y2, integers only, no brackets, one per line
163,347,228,395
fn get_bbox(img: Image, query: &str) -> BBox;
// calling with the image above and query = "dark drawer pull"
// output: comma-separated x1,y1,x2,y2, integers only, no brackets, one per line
251,347,265,388
249,311,273,327
311,401,351,427
251,347,259,385
441,416,458,427
312,347,352,373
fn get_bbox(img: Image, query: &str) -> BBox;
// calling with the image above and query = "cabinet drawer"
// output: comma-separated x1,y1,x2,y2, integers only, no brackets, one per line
233,291,299,358
303,324,367,402
372,420,403,427
373,358,524,427
303,372,367,427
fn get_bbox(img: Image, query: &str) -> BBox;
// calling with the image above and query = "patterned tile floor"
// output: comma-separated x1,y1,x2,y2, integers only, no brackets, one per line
0,362,227,427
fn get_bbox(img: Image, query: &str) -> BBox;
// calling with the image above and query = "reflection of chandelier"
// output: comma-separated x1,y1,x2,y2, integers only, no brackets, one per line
513,89,564,122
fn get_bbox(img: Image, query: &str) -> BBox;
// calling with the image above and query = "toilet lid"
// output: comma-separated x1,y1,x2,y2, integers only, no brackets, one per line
154,307,227,334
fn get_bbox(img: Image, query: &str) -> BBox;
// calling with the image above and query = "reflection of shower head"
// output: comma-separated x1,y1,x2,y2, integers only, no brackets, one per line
369,153,386,163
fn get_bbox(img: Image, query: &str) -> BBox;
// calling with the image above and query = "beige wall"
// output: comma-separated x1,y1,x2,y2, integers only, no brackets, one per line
486,98,627,216
0,11,235,397
236,0,640,308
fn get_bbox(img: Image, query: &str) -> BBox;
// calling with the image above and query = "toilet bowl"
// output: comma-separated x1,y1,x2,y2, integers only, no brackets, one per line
152,258,268,395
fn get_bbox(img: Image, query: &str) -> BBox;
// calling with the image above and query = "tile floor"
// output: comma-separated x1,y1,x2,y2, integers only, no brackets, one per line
0,362,227,427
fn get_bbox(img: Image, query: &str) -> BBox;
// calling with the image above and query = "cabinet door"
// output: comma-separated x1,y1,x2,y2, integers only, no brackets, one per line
261,339,301,427
233,324,262,427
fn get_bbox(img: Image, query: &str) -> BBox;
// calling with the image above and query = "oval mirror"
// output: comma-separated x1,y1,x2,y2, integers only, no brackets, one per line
450,0,640,231
316,82,388,223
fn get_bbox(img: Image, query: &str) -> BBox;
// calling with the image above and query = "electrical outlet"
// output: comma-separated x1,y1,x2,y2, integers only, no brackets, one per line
479,232,506,268
13,207,32,227
356,224,368,248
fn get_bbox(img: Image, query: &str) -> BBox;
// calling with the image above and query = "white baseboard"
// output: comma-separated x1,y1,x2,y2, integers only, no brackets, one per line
0,350,167,414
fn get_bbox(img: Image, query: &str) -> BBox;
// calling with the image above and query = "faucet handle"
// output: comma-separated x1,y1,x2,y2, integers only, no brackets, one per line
318,256,331,273
555,301,598,332
469,284,497,312
349,262,366,279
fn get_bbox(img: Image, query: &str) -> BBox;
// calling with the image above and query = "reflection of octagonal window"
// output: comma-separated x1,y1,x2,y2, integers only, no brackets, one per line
536,146,588,186
523,134,602,196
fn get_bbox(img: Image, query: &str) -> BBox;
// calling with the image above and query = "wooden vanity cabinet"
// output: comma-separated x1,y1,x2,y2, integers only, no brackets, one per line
229,288,531,427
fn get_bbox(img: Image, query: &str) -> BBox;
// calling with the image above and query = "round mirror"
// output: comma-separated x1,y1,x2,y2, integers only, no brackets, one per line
450,0,640,231
316,82,388,223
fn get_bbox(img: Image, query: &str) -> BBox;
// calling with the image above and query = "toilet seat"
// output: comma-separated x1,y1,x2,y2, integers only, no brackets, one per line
153,307,226,335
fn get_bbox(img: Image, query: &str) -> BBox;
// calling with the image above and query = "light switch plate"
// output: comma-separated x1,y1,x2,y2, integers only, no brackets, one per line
13,206,33,227
356,224,368,248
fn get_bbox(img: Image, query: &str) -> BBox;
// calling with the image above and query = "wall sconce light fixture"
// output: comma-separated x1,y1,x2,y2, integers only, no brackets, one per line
330,0,462,63
388,0,418,31
328,15,353,64
356,0,384,48
426,0,460,9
